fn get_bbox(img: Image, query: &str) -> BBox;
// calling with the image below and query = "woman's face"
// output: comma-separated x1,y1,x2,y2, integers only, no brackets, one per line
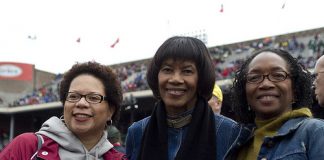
158,59,198,115
64,74,114,139
245,52,294,120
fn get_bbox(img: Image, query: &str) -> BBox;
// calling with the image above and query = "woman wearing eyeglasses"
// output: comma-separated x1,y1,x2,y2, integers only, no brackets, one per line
225,48,324,160
0,61,127,160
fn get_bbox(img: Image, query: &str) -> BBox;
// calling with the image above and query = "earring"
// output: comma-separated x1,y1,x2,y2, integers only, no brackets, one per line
59,115,66,124
105,119,113,129
247,105,251,111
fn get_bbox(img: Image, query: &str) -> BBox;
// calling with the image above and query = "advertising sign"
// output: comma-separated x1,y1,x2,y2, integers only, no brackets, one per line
0,62,34,81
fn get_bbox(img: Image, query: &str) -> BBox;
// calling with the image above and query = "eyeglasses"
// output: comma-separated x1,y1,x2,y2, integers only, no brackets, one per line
246,71,290,84
66,92,107,104
312,71,324,79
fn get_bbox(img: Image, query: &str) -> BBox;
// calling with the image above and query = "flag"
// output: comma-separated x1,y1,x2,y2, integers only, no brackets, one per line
28,35,37,40
76,37,81,43
110,37,120,48
220,4,224,13
282,3,286,9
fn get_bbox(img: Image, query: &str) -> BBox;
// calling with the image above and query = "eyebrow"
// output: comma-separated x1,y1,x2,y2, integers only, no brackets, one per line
248,67,288,73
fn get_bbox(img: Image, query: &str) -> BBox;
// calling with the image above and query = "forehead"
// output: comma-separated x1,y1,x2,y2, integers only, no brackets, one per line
69,74,104,93
315,56,324,71
162,58,196,67
248,52,288,72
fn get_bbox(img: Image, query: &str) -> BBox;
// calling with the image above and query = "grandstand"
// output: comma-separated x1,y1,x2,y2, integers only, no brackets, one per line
1,26,324,149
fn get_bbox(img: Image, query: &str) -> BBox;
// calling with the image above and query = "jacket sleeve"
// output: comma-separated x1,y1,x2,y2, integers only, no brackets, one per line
0,133,38,160
306,119,324,160
125,117,150,160
125,122,136,160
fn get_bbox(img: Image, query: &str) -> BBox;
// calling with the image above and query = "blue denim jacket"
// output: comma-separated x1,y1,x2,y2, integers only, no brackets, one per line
225,117,324,160
126,114,250,160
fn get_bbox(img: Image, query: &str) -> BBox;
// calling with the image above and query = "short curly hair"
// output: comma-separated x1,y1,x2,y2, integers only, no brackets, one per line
232,48,313,124
59,61,123,122
146,36,216,100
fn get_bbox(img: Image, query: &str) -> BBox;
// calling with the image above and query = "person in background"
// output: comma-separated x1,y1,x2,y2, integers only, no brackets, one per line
108,125,126,153
313,55,324,107
0,61,127,160
125,36,249,160
208,84,223,114
227,48,324,159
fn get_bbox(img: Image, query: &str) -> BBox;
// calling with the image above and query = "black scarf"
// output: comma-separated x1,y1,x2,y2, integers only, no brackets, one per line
137,96,216,160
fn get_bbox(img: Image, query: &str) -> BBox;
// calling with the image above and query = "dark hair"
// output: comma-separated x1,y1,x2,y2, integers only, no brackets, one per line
146,36,216,100
59,61,123,121
232,48,313,124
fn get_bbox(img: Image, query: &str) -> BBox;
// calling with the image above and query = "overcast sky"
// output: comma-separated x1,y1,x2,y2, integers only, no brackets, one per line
1,0,324,74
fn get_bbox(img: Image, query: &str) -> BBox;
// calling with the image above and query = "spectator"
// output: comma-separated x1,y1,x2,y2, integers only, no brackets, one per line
0,61,126,160
228,48,324,159
108,125,126,153
313,55,324,107
208,84,223,114
125,36,249,160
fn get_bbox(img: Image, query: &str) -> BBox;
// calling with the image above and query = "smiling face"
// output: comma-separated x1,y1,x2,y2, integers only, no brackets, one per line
63,74,114,139
158,59,198,115
245,52,294,120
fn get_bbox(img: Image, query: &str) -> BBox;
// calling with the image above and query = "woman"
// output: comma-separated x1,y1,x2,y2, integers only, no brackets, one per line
125,36,249,160
227,48,324,159
0,61,126,160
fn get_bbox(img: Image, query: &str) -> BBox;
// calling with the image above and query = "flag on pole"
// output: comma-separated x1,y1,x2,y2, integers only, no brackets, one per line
28,35,37,40
110,37,120,48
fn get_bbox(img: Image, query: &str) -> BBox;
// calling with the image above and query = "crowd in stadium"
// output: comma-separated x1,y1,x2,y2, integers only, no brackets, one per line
7,31,324,108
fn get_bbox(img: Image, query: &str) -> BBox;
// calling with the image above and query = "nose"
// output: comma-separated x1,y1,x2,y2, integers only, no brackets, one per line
76,97,89,108
168,72,184,84
258,76,275,89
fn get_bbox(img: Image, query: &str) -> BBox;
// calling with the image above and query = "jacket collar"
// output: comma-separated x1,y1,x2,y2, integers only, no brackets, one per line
276,117,308,136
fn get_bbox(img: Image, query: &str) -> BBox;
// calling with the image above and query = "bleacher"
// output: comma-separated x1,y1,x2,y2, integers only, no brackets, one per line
1,27,324,149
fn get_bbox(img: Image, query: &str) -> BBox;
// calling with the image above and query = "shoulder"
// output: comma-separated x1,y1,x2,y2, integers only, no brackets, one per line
128,116,151,132
126,116,150,144
214,114,238,128
104,148,128,160
300,118,324,131
0,133,37,159
6,132,37,148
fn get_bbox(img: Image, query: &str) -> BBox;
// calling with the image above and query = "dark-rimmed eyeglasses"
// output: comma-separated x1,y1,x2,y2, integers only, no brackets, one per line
312,71,324,80
246,71,290,84
66,92,107,104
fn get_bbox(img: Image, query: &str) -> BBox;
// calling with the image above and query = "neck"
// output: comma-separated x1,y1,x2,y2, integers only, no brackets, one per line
77,131,103,151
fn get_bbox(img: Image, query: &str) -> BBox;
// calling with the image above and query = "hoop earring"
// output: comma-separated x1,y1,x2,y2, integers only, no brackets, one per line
108,119,113,125
105,119,113,129
60,115,66,124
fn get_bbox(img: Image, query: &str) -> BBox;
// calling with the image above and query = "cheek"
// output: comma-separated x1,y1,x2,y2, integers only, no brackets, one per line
63,104,72,116
286,82,294,100
245,85,254,102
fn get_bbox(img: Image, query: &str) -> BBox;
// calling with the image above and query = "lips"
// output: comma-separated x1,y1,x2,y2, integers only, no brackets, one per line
166,88,186,96
256,92,279,99
73,113,93,121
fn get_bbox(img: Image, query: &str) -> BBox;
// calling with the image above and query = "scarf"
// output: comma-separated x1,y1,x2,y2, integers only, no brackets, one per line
137,96,216,160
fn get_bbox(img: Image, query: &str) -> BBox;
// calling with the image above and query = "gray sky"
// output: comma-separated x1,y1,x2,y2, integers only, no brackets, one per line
1,0,324,74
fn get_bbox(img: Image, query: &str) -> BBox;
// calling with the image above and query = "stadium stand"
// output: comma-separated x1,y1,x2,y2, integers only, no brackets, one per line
1,27,324,150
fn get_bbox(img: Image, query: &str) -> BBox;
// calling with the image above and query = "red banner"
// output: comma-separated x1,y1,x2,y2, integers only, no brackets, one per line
0,62,34,81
